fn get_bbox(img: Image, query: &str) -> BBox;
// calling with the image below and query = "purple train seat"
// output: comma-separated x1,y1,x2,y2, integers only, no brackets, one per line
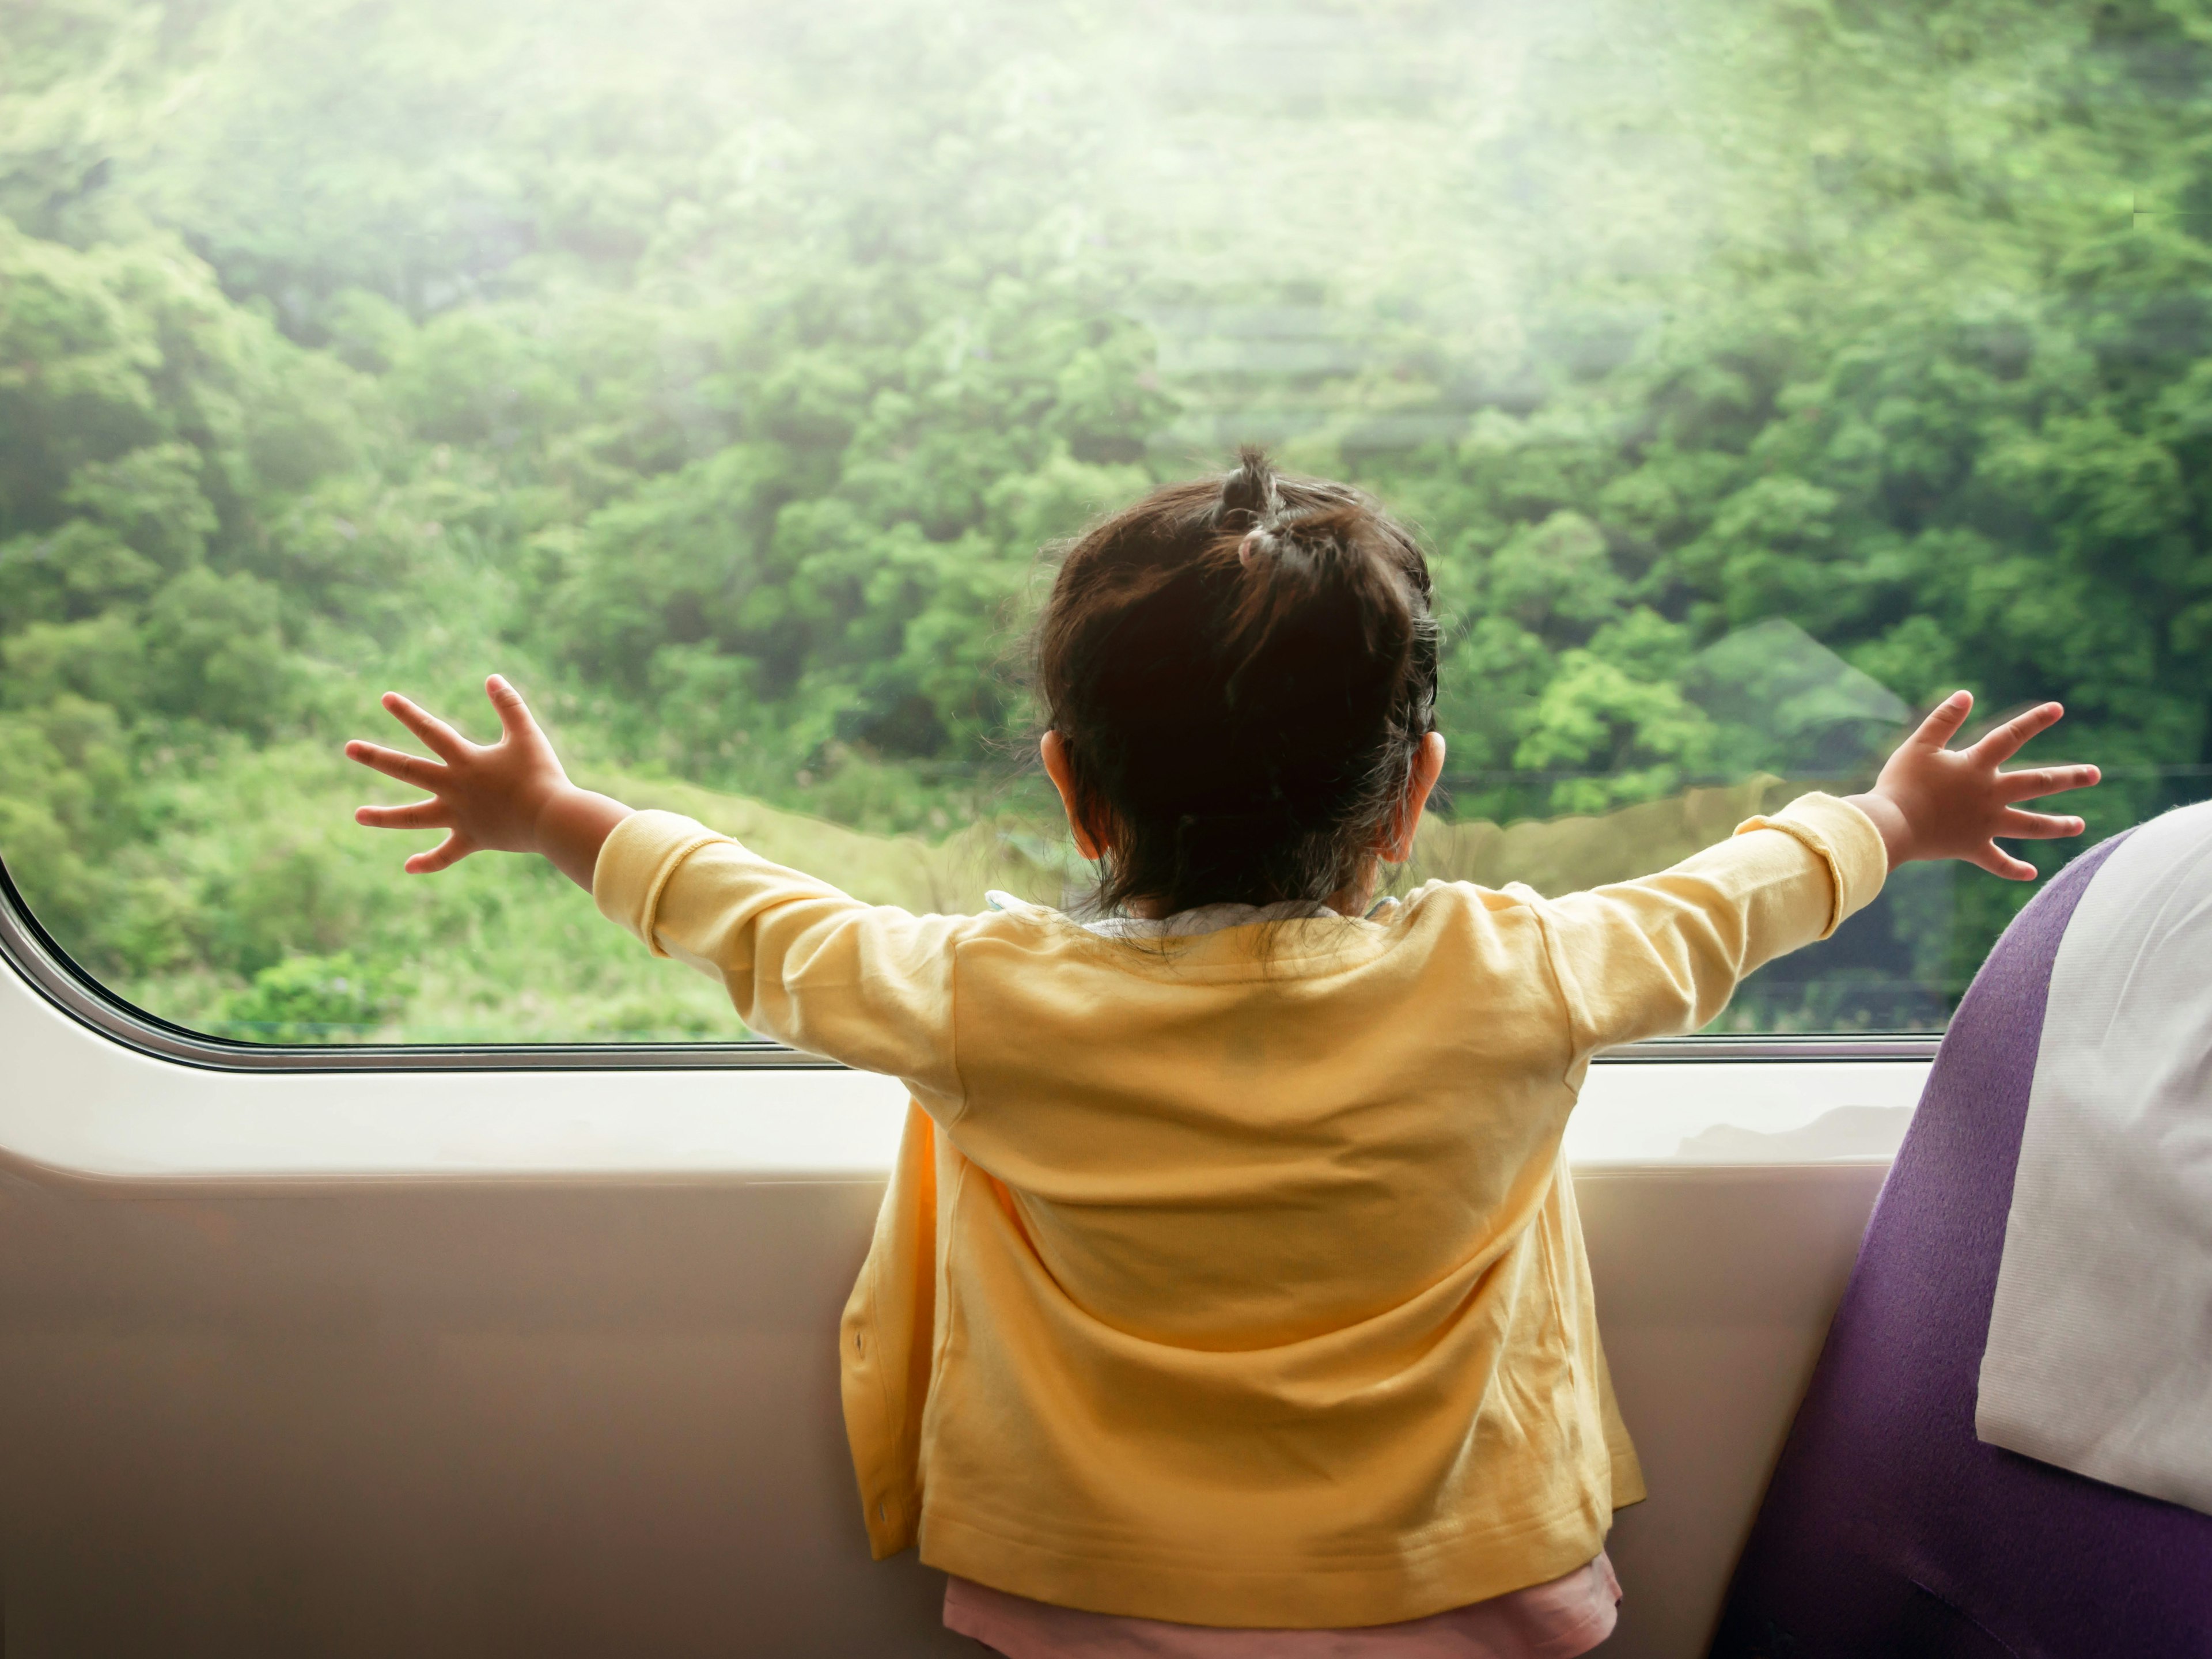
1708,832,2212,1658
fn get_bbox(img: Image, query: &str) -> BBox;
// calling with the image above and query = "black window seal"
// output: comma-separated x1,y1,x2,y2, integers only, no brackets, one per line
0,853,1940,1073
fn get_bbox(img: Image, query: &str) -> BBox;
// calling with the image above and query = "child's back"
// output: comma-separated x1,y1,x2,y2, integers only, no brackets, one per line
596,778,1877,1627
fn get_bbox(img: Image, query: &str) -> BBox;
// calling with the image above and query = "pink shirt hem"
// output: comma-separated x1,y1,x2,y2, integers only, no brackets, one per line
943,1553,1621,1658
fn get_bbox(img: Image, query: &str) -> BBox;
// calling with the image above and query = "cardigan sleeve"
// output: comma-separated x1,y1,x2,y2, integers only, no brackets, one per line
1533,792,1888,1057
594,809,965,1109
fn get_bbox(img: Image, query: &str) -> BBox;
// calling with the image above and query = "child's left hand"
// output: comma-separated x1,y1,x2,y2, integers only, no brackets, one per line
346,675,632,891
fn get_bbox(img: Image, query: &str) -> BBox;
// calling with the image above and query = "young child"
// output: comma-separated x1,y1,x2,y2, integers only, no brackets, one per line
347,450,2097,1657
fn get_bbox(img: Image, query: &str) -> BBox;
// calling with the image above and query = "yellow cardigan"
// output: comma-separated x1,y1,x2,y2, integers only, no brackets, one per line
594,793,1885,1628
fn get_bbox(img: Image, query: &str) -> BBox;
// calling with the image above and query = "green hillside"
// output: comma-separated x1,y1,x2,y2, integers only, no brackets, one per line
5,0,2208,1040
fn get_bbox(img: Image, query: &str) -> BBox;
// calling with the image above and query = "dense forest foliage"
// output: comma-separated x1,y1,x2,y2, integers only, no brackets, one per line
2,0,2208,1040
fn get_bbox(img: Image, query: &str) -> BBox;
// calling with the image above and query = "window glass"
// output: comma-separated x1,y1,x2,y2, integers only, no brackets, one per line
0,0,2186,1043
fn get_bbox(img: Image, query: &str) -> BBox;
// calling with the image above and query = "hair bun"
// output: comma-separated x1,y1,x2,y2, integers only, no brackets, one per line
1218,445,1280,531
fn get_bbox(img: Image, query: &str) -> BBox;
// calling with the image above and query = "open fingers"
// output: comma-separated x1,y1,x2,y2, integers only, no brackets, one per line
486,673,539,743
1997,806,2086,840
1971,701,2063,766
354,800,451,831
1999,764,2100,804
382,692,472,762
1907,690,1974,751
404,831,475,875
344,740,446,791
1968,841,2040,881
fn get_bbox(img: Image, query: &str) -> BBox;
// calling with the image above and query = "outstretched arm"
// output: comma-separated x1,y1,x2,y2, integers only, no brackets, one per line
347,679,962,1090
1541,690,2100,1053
345,676,632,891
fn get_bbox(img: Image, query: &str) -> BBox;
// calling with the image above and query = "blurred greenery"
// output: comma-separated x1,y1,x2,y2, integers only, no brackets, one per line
2,0,2205,1040
215,951,412,1043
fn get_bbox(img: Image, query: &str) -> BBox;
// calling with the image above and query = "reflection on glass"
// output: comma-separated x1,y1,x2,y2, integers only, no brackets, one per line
0,0,2187,1043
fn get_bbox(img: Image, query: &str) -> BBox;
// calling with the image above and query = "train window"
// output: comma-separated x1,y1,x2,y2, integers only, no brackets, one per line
0,0,2184,1052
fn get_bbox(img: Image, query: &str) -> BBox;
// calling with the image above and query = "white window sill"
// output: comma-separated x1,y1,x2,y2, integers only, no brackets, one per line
0,952,1927,1183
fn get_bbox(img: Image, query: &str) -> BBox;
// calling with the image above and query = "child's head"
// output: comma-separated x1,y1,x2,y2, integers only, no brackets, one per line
1036,448,1441,916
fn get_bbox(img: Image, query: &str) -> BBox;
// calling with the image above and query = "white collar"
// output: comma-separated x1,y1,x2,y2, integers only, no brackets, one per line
984,890,1391,939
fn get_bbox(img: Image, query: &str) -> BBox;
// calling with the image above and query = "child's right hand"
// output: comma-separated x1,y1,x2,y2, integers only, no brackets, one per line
1846,692,2100,878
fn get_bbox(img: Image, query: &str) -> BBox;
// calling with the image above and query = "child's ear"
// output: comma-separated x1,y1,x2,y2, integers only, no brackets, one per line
1040,730,1111,859
1380,732,1448,862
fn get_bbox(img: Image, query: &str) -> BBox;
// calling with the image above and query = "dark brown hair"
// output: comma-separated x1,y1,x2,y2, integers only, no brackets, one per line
1036,447,1439,916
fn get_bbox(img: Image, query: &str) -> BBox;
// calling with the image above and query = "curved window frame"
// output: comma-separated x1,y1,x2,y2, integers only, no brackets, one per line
0,853,1940,1073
